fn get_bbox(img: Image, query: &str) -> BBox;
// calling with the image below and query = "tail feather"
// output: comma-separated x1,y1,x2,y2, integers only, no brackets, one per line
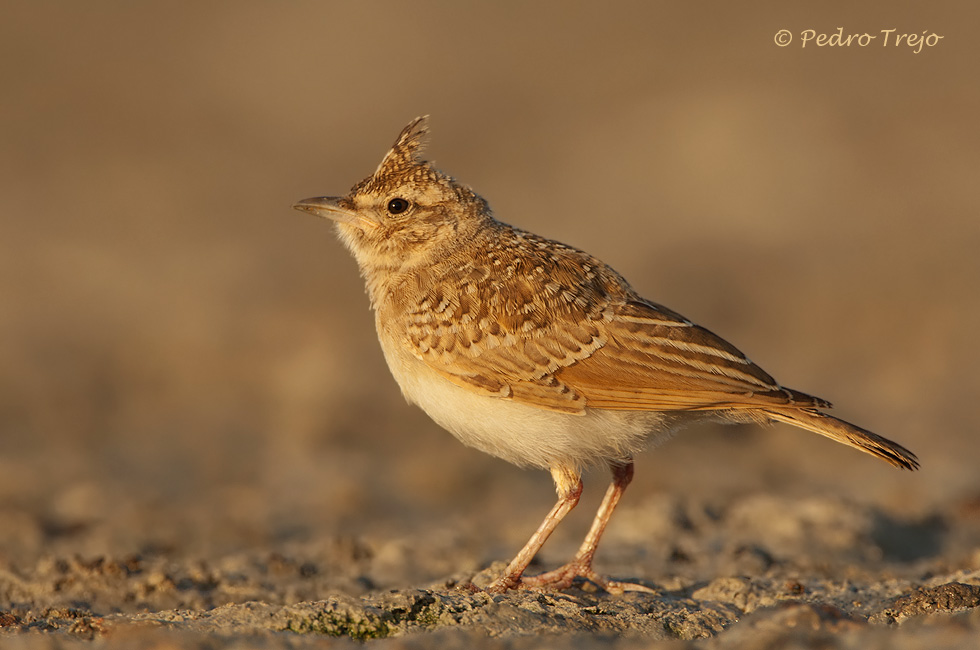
762,408,919,471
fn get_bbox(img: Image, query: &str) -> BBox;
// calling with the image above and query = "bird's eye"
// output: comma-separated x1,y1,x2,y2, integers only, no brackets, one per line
386,198,410,215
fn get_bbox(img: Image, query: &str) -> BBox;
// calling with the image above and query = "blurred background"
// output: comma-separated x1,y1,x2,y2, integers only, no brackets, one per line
1,1,977,584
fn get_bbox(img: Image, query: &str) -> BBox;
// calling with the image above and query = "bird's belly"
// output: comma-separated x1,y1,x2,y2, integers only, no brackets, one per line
376,333,670,471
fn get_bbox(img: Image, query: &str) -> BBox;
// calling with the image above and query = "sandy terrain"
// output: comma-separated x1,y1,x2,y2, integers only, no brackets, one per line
2,2,978,647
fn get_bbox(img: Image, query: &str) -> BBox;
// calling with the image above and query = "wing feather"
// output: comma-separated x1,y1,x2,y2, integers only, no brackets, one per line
398,227,826,414
555,300,827,411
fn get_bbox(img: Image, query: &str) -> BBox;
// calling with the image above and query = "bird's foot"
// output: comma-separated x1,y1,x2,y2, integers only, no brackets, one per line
484,573,522,594
486,562,655,594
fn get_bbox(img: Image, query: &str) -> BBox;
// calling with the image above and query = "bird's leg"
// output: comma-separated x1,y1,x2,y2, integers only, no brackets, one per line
486,465,582,593
522,460,651,593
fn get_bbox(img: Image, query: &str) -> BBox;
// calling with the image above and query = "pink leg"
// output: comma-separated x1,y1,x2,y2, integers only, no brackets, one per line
521,460,648,592
486,466,582,593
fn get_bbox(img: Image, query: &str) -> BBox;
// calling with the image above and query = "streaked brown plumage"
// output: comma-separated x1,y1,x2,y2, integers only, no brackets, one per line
294,116,918,593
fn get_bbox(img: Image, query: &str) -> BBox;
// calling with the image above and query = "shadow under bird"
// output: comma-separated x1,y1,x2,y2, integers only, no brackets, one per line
293,117,918,593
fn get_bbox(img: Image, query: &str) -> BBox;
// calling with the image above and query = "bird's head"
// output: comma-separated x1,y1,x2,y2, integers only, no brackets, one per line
294,116,491,275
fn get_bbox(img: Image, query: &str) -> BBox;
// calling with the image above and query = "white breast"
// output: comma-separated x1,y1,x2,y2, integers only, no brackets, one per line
374,326,674,472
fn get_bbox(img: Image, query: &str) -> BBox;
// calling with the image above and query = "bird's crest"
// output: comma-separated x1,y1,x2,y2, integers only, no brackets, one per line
375,116,430,177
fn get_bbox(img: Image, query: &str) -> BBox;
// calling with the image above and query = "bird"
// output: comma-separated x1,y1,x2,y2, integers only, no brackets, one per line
293,116,918,593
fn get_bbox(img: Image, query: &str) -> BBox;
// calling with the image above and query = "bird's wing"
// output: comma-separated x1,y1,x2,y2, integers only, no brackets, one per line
402,254,608,414
402,247,825,415
555,299,827,411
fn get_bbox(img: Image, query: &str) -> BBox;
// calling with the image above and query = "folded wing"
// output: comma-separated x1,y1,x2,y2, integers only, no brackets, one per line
556,299,828,411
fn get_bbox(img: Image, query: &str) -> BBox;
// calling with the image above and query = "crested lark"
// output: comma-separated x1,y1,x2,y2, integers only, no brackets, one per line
294,117,918,593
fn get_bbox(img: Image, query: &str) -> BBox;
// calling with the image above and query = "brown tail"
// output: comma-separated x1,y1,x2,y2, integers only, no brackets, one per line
761,408,919,470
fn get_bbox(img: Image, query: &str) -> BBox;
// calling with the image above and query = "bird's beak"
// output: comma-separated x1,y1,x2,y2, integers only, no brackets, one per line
292,196,378,230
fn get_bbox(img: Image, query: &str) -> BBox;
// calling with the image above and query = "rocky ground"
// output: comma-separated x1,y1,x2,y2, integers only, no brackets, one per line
3,459,980,648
